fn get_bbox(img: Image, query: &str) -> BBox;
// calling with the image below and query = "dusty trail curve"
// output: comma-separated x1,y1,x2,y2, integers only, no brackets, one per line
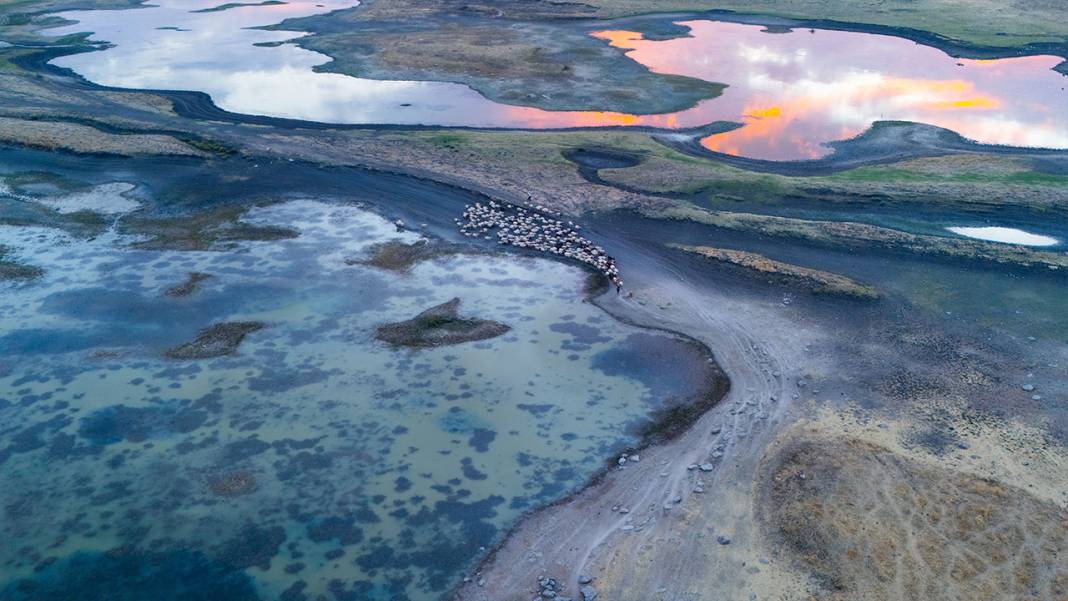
455,239,819,600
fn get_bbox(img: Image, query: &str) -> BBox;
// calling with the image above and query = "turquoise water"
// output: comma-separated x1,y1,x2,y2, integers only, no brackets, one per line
0,168,715,600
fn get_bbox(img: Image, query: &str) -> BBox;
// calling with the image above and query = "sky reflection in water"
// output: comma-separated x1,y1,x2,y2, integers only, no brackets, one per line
47,1,1068,159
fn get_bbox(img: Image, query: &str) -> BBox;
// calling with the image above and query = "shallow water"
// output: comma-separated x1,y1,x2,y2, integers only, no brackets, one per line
43,2,1068,160
946,226,1059,246
0,166,716,600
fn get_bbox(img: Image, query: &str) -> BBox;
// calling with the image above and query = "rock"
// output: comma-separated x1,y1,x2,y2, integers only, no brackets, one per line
617,456,627,466
1023,384,1035,391
694,486,704,493
1032,394,1043,400
628,454,640,462
580,585,598,601
699,463,715,472
618,507,629,514
477,578,485,587
578,574,593,585
716,535,731,545
687,464,698,470
710,426,722,434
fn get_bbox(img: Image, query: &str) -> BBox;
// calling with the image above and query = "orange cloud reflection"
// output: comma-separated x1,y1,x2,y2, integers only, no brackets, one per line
585,21,1067,160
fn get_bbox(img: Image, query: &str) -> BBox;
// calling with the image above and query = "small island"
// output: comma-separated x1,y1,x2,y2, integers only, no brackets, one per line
165,321,266,359
375,298,509,348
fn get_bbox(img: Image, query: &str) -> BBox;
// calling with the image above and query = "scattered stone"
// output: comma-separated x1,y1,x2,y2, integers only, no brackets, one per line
578,574,593,585
580,585,598,601
716,535,731,545
1022,384,1035,392
699,463,715,472
687,463,698,470
628,454,640,462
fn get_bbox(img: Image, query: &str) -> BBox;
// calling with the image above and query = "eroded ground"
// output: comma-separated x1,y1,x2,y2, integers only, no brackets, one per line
0,1,1067,600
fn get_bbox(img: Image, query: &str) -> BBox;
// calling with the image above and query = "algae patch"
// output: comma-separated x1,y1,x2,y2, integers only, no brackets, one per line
0,245,42,281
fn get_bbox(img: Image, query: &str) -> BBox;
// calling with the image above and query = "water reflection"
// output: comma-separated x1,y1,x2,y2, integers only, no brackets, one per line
946,226,1059,246
594,22,1068,159
43,3,1068,159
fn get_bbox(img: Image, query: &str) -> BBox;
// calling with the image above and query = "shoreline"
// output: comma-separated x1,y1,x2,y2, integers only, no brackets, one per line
7,7,1067,166
451,251,814,600
446,273,734,601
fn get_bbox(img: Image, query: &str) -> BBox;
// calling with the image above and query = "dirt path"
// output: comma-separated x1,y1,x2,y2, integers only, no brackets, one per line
455,250,825,600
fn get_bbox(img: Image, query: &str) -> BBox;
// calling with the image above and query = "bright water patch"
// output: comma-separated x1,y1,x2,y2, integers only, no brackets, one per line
43,3,1068,159
946,226,1059,247
0,195,715,600
38,182,140,214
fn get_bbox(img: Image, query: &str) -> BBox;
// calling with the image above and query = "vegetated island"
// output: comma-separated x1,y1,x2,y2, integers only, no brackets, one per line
350,239,465,273
165,322,266,359
671,244,880,299
375,297,510,348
